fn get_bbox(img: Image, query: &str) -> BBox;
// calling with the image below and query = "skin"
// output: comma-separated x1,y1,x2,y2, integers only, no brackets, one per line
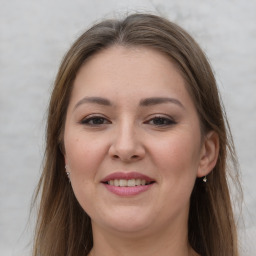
64,46,219,256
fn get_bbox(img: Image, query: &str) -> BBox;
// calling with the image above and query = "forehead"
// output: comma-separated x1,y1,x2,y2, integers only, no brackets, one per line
70,46,193,108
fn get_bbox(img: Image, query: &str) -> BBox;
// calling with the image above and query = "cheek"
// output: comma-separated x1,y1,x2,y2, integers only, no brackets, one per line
64,133,107,179
153,133,201,171
150,130,201,194
64,134,106,211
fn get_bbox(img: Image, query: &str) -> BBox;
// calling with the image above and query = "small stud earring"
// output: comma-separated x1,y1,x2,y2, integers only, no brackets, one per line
203,176,207,183
65,165,71,183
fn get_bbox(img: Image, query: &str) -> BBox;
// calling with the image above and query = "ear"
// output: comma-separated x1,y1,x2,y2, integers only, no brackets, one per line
197,131,219,178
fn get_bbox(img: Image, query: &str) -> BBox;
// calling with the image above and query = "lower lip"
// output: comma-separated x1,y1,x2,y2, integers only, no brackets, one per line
103,183,154,196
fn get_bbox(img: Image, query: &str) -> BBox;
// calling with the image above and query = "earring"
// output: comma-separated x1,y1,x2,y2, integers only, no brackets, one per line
65,165,71,183
203,176,207,183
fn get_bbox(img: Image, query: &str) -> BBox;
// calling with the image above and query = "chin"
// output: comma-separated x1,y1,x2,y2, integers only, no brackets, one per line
93,208,155,234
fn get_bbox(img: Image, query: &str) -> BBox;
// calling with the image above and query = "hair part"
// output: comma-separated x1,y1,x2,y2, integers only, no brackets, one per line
32,13,241,256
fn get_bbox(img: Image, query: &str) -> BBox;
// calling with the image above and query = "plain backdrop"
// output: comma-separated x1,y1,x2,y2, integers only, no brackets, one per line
0,0,255,255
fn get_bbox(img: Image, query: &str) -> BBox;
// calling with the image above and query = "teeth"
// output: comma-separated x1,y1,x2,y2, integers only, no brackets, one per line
135,179,141,186
107,179,149,187
119,179,127,186
127,179,135,187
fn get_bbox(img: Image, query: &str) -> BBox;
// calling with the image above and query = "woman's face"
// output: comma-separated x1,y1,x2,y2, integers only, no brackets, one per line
64,46,208,236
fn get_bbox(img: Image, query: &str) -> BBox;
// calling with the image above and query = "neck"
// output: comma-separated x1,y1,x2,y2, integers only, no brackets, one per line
89,221,198,256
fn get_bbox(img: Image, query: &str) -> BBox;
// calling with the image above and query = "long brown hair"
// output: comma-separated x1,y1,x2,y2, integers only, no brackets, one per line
32,13,241,256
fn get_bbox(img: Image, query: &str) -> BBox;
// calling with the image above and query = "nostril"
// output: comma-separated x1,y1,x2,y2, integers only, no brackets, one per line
112,154,140,161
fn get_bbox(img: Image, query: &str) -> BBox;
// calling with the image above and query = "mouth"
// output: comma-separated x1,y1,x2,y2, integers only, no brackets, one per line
102,179,155,187
101,172,155,186
101,172,156,196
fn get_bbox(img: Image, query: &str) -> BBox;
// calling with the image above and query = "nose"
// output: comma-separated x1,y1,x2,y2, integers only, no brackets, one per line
108,122,145,162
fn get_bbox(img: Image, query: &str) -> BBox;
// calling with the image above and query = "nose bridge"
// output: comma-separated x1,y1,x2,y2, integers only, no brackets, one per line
109,117,144,161
117,118,136,147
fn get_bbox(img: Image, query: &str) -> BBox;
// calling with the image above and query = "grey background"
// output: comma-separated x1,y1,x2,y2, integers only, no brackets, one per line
0,0,255,255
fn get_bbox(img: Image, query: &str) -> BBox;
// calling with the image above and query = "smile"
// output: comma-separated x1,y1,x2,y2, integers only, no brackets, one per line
106,179,154,187
101,172,155,196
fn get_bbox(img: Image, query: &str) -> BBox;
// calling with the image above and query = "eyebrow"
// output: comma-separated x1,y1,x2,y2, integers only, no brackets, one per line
139,97,185,109
73,96,112,111
73,96,184,111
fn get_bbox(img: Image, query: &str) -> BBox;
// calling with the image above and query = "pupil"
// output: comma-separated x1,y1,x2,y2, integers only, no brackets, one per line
93,118,104,124
154,118,166,125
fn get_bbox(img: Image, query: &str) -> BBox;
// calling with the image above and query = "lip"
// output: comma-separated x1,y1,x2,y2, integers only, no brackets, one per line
101,172,155,183
103,183,154,196
101,172,156,197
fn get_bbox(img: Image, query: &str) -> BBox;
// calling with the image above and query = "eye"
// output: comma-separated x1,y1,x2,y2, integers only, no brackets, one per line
146,116,176,126
80,115,111,126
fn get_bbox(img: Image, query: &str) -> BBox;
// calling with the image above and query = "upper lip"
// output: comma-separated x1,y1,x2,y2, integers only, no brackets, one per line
101,172,155,183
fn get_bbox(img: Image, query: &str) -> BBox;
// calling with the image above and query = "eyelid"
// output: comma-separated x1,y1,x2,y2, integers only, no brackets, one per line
79,113,176,127
80,114,111,125
144,114,177,126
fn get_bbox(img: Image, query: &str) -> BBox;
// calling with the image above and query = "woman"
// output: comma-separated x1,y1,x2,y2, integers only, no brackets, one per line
32,13,241,256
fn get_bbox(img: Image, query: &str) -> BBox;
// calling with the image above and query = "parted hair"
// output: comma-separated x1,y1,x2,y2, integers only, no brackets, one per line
32,13,241,256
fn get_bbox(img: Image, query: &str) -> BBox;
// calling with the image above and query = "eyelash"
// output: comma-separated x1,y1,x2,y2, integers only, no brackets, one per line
80,115,111,126
80,115,176,127
145,116,177,126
